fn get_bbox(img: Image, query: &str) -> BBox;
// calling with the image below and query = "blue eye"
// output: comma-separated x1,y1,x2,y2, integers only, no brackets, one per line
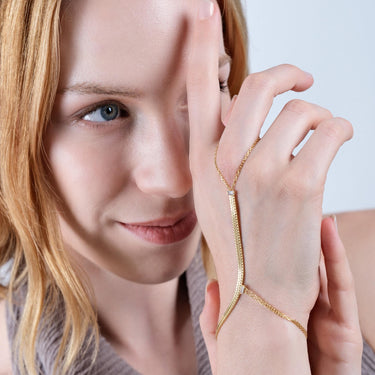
83,103,125,122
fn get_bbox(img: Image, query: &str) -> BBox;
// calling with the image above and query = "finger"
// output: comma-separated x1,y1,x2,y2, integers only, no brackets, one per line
217,65,313,174
256,100,332,166
222,95,238,127
321,216,359,325
200,279,220,374
187,0,222,154
291,117,353,187
318,250,329,306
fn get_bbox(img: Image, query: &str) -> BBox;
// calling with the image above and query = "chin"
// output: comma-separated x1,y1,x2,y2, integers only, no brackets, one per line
111,227,202,284
66,225,202,285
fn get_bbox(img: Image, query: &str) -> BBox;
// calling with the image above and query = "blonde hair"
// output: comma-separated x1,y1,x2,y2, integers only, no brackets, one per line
0,0,248,373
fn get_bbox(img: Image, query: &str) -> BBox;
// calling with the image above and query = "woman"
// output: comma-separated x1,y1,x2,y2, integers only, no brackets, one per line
0,0,367,374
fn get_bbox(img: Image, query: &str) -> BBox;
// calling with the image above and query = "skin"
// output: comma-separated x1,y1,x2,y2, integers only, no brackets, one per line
200,216,364,375
0,0,366,374
188,2,361,374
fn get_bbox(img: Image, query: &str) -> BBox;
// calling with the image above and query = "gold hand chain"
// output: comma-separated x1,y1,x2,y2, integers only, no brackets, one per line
214,137,307,339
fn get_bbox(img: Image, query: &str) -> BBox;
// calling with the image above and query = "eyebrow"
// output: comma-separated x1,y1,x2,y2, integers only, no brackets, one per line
57,82,144,98
58,54,232,97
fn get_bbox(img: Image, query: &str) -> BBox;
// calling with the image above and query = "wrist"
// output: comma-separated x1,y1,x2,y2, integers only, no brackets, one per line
217,296,310,375
215,268,311,336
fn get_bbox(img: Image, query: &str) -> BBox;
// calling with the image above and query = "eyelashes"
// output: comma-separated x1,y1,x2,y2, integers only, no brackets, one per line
219,79,229,93
80,102,130,123
69,100,132,129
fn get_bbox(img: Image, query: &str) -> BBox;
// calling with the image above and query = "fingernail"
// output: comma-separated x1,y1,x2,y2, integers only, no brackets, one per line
199,0,214,20
330,214,338,232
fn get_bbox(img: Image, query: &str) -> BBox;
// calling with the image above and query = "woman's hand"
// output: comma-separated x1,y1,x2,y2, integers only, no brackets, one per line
199,217,363,375
188,0,352,328
308,216,363,374
188,1,353,373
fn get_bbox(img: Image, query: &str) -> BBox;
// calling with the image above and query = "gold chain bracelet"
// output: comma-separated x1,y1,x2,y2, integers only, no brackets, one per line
240,285,308,338
214,137,307,339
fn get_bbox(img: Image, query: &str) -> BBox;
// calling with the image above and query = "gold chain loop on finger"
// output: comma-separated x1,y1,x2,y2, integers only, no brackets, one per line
214,136,307,339
214,137,260,191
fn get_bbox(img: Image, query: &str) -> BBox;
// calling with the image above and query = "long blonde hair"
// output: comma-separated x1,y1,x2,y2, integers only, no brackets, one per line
0,0,248,373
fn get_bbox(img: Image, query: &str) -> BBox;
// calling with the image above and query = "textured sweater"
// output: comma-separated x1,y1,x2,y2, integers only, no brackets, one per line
6,249,375,374
7,249,211,374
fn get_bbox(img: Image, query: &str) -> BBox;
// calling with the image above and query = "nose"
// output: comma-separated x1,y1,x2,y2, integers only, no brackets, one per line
132,115,192,199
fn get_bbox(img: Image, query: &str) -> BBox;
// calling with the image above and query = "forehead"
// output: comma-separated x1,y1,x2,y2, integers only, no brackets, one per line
59,0,200,92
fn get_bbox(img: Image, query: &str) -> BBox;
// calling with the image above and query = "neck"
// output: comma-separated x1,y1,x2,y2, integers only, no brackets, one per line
72,252,192,356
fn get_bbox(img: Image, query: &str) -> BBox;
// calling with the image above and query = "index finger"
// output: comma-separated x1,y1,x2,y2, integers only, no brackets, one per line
187,0,222,152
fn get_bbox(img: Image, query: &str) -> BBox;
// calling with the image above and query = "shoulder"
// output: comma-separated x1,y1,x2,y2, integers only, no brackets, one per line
0,298,13,374
336,209,375,351
336,210,375,274
336,209,375,252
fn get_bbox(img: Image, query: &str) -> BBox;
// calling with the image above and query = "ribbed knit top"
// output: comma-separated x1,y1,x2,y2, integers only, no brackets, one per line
6,248,375,374
6,249,211,374
363,339,375,374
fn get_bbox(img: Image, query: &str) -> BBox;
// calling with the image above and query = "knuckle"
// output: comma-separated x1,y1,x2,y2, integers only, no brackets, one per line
344,276,356,293
279,63,298,70
321,107,334,119
283,100,334,124
277,63,299,73
334,117,354,138
284,99,311,115
330,273,355,293
318,119,345,142
243,72,275,94
317,117,353,143
280,172,320,200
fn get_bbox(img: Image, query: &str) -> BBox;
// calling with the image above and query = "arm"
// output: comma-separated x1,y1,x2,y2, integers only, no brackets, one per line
188,1,353,373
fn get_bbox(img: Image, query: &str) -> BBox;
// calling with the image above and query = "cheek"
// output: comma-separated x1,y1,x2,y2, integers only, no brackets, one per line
45,128,130,220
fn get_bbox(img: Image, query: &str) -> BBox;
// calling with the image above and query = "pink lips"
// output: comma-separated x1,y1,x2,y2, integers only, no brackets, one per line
119,211,198,244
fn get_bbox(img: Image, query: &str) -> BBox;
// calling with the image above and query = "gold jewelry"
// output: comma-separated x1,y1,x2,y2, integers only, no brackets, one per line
214,137,259,337
214,137,307,339
214,138,260,191
240,285,308,338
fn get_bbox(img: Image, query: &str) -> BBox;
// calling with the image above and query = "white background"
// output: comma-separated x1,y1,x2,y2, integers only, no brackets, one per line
243,0,375,213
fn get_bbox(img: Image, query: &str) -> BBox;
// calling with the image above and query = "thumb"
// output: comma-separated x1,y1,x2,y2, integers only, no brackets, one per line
200,279,220,374
321,215,359,326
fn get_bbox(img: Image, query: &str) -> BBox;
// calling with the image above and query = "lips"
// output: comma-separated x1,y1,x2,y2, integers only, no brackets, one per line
119,211,198,244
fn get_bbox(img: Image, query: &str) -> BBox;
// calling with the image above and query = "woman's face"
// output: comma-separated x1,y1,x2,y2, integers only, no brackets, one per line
46,0,231,283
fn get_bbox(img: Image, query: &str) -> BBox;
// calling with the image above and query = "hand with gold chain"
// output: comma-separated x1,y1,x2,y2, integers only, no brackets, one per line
187,1,360,374
200,216,363,375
